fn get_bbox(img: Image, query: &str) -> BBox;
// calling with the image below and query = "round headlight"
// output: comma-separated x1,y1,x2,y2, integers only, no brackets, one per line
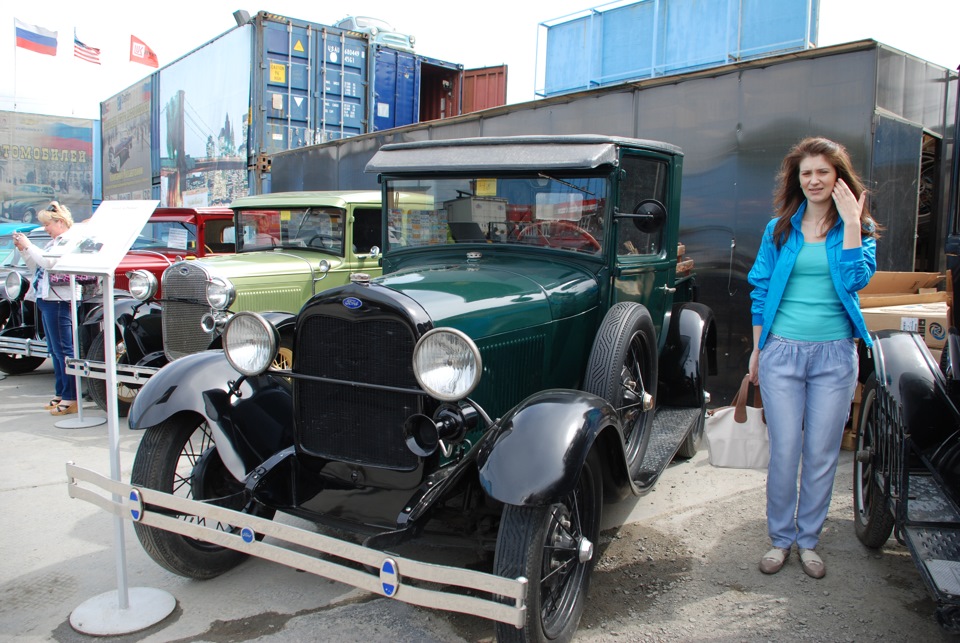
4,271,26,301
127,270,158,301
318,260,330,274
413,328,482,402
223,312,279,376
206,277,236,310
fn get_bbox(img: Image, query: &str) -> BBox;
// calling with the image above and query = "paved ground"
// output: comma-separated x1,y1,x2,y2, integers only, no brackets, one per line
0,364,956,642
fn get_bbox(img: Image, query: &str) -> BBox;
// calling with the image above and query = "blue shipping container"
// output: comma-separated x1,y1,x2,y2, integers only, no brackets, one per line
538,0,819,97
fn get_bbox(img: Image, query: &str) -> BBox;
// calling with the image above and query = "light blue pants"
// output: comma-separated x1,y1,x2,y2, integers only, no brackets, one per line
758,335,857,550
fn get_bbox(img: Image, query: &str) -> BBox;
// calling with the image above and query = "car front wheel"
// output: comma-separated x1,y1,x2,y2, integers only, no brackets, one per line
853,374,895,548
494,450,602,643
130,414,274,579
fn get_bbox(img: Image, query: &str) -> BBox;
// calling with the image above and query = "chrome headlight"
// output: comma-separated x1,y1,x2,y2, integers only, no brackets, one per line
223,312,279,376
413,328,482,402
4,271,26,301
127,270,158,301
206,277,236,310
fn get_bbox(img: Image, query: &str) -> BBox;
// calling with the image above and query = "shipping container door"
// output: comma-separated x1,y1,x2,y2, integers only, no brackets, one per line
871,114,924,271
261,20,312,155
374,47,418,131
462,66,507,113
315,31,368,141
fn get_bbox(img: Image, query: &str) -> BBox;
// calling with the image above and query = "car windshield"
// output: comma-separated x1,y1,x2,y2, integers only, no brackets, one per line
132,221,199,252
384,175,608,255
0,235,18,265
235,207,346,256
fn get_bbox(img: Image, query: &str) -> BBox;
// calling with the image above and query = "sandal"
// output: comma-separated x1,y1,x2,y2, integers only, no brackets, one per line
759,546,790,574
45,397,62,409
50,401,78,416
799,548,826,579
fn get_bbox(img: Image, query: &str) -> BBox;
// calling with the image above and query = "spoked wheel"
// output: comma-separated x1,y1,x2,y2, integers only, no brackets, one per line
584,302,658,477
87,332,140,417
494,450,603,643
130,414,274,579
853,374,895,548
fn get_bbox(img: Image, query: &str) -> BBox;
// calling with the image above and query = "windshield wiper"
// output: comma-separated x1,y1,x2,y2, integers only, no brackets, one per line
537,173,594,196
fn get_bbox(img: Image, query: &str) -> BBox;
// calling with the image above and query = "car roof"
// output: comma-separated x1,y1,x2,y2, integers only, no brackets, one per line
230,190,382,209
366,135,683,174
0,222,39,235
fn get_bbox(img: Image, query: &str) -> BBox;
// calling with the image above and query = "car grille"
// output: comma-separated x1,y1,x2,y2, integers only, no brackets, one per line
294,312,421,470
162,262,215,360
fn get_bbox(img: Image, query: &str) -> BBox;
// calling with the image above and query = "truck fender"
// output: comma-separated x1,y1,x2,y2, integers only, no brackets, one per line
657,302,716,408
81,298,159,329
81,300,162,364
858,330,960,452
477,389,620,506
128,350,293,482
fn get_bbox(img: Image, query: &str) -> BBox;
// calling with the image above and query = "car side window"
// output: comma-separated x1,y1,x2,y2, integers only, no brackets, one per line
618,156,668,257
353,208,382,254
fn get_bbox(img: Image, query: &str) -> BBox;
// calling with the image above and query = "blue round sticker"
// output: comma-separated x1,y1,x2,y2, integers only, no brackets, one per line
343,297,362,310
240,527,256,543
128,488,143,522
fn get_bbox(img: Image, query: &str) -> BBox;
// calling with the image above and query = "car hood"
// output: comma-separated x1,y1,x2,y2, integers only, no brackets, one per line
378,256,600,338
182,250,342,279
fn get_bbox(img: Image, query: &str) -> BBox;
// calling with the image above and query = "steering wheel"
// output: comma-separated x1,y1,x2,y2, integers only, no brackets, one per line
307,234,338,249
517,221,601,251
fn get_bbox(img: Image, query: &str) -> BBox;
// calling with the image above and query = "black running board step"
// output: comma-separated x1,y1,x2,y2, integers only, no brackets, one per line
903,525,960,601
907,474,960,523
633,406,701,491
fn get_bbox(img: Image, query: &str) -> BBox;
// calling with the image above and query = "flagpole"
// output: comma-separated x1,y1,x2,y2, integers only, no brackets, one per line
13,19,17,110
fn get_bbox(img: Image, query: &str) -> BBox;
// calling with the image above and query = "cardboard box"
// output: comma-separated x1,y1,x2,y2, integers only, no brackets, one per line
861,301,949,349
859,271,947,308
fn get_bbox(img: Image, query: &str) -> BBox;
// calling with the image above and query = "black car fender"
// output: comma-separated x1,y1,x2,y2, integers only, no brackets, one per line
858,330,960,453
657,302,717,408
476,389,621,506
82,299,162,362
128,349,293,482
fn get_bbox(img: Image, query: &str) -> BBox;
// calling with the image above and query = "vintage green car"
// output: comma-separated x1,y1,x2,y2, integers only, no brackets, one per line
80,135,717,641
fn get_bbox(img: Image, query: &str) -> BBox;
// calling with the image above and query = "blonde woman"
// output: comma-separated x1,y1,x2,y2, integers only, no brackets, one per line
13,201,79,415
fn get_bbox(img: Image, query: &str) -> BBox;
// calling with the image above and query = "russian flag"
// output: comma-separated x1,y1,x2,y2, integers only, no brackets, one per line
15,19,58,56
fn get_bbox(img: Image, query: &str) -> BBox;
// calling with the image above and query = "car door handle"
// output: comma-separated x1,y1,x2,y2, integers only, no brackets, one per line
658,285,677,294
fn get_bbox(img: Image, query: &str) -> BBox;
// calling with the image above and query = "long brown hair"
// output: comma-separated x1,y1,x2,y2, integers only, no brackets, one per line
771,137,881,247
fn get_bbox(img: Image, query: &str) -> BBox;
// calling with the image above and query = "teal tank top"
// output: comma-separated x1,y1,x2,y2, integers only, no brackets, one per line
770,241,852,341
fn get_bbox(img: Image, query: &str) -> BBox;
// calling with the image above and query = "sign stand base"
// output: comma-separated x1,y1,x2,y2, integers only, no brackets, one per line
56,415,107,429
69,587,176,635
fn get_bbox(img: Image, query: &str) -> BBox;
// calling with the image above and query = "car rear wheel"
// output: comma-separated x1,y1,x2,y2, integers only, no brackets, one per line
131,414,274,579
0,351,45,375
494,450,602,643
584,302,658,478
853,374,895,548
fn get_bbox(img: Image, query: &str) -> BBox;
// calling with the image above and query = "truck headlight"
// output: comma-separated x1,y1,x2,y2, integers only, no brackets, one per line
413,328,482,402
223,312,279,376
206,277,235,310
127,270,158,301
4,271,27,301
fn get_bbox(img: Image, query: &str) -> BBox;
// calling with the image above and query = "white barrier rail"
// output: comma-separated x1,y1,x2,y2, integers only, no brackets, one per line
65,463,527,629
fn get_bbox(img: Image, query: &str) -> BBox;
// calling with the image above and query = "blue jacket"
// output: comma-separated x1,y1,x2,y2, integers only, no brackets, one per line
748,201,876,350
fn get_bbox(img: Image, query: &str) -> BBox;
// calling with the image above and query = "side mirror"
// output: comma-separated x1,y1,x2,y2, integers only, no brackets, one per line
631,199,667,234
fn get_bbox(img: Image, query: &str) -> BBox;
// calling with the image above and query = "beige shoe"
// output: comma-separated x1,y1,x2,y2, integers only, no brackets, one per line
759,547,790,574
799,548,825,579
50,400,78,416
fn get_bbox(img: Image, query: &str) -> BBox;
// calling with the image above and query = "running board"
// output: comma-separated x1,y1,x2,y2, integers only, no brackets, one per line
634,406,701,490
902,473,960,606
65,463,527,629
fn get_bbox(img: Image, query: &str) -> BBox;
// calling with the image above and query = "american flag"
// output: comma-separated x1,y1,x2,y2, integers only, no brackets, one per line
74,32,100,65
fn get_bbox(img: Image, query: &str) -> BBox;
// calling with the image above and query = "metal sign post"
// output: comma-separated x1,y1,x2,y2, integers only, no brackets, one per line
54,274,105,429
49,201,176,635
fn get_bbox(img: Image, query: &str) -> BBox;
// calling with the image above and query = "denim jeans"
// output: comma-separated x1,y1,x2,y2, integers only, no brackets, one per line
758,334,857,549
37,298,77,402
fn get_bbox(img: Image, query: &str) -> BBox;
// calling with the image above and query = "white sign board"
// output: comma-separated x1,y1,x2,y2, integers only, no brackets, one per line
44,200,160,274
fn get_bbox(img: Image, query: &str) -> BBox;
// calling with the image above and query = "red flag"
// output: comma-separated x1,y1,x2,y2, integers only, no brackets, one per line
130,35,158,68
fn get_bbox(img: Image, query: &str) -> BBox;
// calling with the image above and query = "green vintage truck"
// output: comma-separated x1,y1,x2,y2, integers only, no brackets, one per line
71,135,717,642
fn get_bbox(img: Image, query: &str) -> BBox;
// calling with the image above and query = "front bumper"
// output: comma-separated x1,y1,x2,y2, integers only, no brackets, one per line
0,336,49,359
66,463,527,629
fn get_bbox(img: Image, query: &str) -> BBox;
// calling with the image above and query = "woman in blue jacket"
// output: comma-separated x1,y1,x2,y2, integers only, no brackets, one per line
748,137,881,579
